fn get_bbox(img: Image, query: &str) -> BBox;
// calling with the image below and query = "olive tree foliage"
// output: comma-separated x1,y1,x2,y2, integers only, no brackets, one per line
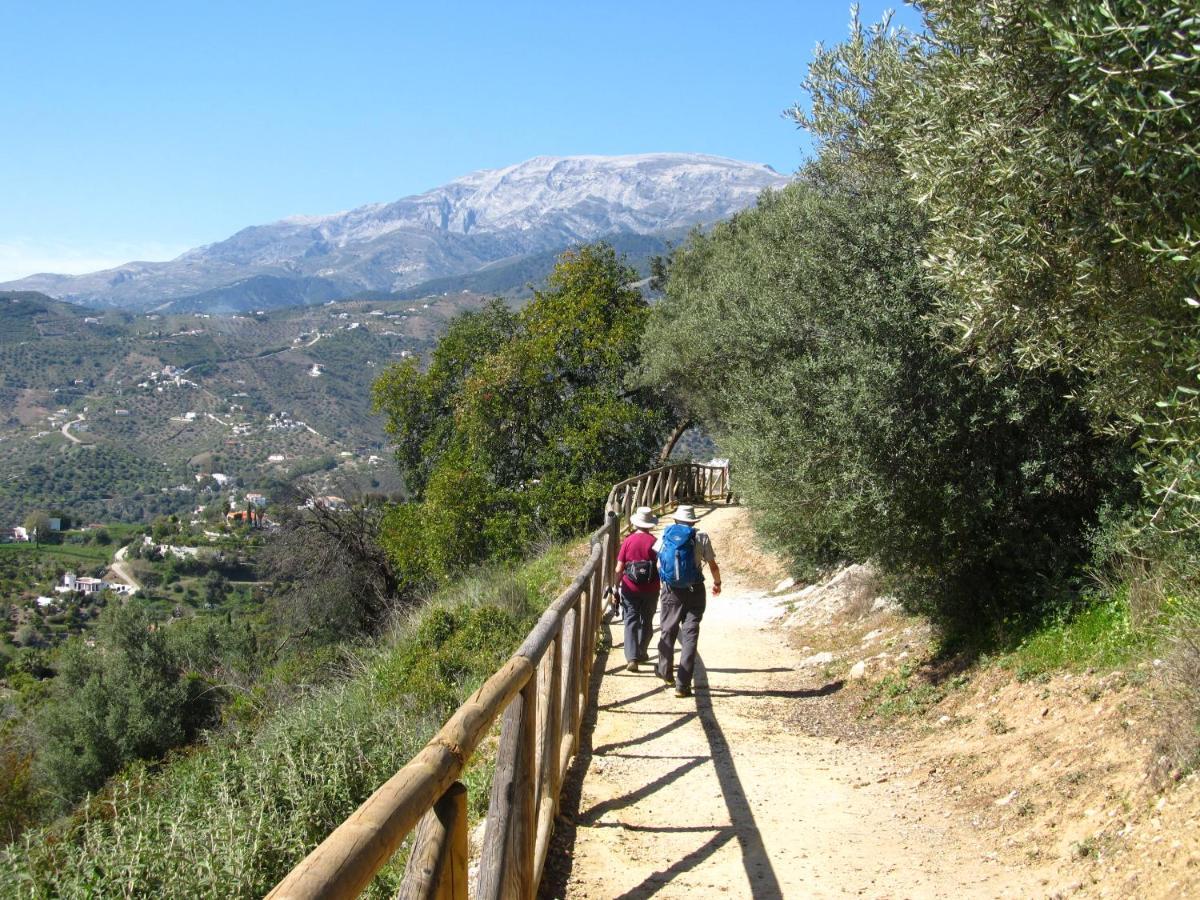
373,244,667,583
36,603,217,808
641,163,1130,637
791,2,1200,533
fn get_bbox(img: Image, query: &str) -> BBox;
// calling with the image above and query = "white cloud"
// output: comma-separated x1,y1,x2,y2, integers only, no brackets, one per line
0,239,190,283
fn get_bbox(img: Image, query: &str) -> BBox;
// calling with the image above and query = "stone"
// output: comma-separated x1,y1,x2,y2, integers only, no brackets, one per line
849,660,868,680
799,651,835,667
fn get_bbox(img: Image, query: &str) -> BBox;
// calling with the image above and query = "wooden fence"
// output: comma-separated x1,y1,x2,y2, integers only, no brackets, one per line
267,461,730,900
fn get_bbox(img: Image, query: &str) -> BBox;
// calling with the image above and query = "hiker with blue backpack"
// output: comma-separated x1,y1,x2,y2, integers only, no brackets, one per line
655,504,722,698
614,506,661,672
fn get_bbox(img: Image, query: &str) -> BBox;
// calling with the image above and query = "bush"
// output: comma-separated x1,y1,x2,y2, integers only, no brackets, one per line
642,163,1132,639
0,556,558,897
34,604,219,808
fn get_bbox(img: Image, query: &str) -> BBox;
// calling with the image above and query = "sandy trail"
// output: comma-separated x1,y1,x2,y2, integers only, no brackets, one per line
549,504,1049,899
61,414,85,444
109,543,141,591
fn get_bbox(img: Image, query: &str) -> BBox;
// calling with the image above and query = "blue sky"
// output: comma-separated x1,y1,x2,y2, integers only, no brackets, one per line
0,1,919,281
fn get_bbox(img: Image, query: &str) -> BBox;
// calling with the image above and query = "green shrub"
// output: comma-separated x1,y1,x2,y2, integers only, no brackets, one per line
35,604,219,809
0,552,560,896
643,163,1131,639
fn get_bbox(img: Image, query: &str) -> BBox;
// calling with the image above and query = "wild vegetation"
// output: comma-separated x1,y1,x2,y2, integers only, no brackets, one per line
643,1,1199,760
373,244,668,586
0,554,567,897
0,243,669,889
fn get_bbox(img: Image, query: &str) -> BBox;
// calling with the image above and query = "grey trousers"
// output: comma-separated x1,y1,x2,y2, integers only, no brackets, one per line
620,586,657,662
656,583,706,689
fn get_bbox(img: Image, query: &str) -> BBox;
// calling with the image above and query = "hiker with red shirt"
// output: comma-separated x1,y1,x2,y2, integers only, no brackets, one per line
613,506,660,672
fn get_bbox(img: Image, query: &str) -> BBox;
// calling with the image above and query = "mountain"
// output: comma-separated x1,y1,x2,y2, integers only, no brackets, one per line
2,154,789,313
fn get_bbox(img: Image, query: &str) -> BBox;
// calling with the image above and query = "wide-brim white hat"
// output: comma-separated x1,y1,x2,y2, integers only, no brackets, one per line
630,506,659,529
671,505,701,524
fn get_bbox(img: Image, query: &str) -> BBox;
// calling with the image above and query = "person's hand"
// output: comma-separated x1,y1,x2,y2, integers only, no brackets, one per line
712,581,722,596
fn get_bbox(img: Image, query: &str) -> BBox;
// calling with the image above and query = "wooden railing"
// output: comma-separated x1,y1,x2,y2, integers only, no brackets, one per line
606,460,730,527
267,461,730,900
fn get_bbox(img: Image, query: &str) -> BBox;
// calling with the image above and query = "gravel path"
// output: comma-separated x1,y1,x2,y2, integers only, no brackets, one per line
546,505,1050,899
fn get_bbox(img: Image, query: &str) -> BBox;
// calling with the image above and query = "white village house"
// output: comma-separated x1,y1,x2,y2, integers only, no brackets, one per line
57,571,136,596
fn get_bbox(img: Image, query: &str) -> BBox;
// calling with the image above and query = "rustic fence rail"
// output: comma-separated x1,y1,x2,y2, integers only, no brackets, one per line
267,461,730,900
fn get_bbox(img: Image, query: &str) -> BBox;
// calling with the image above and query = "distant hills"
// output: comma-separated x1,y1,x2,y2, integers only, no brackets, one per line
2,154,789,314
0,288,483,525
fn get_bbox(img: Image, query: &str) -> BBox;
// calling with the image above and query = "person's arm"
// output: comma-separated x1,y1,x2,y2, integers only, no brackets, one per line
614,540,627,585
708,559,722,596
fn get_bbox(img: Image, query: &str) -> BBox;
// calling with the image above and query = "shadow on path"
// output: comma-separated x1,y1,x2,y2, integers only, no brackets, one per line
539,646,786,899
538,639,608,900
705,679,844,701
691,653,784,899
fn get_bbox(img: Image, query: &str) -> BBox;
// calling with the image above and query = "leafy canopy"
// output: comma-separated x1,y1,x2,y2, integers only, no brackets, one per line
792,2,1200,535
642,157,1129,638
374,243,667,581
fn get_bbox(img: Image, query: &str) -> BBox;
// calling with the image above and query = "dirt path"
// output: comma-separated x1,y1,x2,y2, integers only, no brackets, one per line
61,414,85,444
549,505,1053,899
109,544,141,592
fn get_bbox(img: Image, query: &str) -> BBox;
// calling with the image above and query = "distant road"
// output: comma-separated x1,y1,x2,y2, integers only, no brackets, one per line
61,414,85,444
110,544,141,592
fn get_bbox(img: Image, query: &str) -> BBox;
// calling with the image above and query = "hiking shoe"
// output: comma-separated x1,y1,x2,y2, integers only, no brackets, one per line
625,661,639,673
659,672,674,686
674,685,692,698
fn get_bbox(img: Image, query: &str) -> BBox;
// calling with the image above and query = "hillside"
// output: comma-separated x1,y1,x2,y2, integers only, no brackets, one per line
0,289,492,525
0,154,788,312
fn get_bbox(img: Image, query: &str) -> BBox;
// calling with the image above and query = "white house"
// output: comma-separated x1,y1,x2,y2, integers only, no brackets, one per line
303,495,349,512
57,571,136,596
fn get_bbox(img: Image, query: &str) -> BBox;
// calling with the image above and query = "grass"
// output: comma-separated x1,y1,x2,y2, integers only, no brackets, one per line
863,664,969,720
0,542,114,564
0,543,576,898
1002,597,1155,681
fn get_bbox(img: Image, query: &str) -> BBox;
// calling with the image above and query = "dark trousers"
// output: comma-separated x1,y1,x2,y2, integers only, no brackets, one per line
657,583,706,689
620,586,657,663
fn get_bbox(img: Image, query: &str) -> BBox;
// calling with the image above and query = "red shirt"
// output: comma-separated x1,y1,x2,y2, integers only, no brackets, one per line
617,530,660,594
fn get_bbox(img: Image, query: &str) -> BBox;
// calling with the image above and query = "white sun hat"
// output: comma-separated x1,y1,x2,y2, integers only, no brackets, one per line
630,506,659,530
670,505,701,524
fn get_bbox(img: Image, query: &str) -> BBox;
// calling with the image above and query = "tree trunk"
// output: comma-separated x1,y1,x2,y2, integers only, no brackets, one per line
658,419,692,464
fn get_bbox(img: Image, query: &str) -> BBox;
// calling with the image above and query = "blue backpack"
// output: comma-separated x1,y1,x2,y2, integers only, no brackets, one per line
658,524,701,588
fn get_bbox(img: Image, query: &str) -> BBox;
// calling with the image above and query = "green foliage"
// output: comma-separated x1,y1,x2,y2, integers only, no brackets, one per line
1003,597,1153,681
375,243,667,581
33,604,225,809
373,301,519,498
642,161,1130,636
863,664,965,721
794,2,1200,537
0,552,558,897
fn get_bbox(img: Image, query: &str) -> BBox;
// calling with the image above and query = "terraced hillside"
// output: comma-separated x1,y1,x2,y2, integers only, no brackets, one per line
0,290,490,524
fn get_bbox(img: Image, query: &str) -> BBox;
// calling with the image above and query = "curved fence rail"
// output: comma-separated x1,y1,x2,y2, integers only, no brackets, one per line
268,461,730,900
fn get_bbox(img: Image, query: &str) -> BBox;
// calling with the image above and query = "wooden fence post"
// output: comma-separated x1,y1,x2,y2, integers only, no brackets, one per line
533,632,562,881
397,782,468,900
561,603,580,751
477,677,537,900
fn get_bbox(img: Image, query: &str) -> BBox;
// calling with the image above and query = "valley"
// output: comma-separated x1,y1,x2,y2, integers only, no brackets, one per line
0,289,494,526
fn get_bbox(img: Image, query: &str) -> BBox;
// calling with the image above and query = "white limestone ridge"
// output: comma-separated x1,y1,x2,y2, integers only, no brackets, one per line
2,153,791,310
